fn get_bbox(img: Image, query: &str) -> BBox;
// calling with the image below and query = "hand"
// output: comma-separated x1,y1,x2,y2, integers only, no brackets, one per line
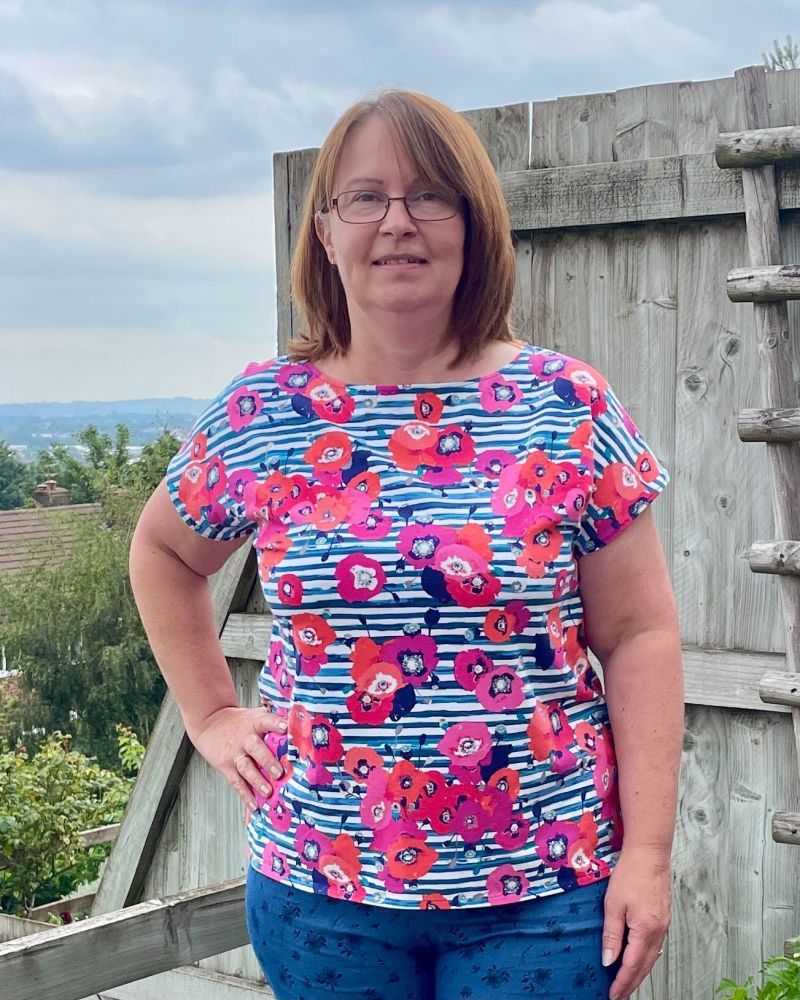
188,706,289,811
603,846,672,1000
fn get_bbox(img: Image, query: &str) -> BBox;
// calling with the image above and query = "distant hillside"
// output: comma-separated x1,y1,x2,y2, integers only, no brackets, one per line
0,398,212,463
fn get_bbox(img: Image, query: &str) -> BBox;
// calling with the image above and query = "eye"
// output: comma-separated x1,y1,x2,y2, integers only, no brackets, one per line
412,190,446,203
351,191,383,203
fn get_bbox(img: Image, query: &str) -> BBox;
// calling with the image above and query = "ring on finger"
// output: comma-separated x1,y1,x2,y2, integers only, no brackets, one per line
234,753,248,768
656,947,664,956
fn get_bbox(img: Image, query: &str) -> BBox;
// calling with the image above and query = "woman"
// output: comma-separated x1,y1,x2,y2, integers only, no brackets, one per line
129,89,683,1000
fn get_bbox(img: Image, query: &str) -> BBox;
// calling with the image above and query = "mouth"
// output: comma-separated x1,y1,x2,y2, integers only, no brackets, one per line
372,256,429,267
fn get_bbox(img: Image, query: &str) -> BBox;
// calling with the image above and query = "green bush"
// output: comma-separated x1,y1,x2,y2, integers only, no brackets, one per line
0,725,144,916
716,941,800,999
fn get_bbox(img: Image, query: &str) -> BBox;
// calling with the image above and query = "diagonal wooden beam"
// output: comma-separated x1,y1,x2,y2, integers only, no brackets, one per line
91,543,256,915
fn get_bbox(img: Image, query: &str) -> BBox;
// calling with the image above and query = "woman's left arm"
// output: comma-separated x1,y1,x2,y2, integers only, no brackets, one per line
578,505,684,1000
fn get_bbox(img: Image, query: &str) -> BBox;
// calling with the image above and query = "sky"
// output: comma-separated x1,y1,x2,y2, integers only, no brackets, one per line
0,0,796,404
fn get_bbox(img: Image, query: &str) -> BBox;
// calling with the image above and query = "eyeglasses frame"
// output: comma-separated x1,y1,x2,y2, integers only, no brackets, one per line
328,189,463,224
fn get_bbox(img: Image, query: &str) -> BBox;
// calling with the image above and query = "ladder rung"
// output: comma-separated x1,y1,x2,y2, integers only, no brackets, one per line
758,669,800,709
728,264,800,301
748,541,800,576
716,124,800,168
773,811,800,845
738,407,800,442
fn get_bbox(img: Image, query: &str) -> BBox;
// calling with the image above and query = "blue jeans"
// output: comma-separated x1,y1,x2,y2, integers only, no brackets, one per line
244,865,625,999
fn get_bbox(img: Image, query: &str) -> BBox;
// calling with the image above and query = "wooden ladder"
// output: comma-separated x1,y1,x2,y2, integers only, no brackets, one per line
716,65,800,961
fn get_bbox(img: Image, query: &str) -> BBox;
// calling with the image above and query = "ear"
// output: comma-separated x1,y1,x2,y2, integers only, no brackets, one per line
314,211,334,262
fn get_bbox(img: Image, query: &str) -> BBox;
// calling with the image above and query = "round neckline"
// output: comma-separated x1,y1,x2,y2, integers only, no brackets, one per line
302,342,532,392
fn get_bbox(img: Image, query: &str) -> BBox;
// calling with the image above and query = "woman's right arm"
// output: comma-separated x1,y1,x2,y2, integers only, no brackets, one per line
129,478,286,808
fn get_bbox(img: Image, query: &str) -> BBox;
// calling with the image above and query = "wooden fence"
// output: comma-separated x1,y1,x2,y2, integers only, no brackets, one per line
2,64,799,1000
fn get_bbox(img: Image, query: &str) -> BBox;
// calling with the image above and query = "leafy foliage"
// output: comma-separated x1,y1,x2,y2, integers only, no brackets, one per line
0,440,35,510
0,488,166,767
763,35,799,71
0,727,144,916
716,943,800,1000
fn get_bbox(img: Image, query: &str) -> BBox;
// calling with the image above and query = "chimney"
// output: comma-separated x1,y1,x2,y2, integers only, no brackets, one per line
33,478,71,507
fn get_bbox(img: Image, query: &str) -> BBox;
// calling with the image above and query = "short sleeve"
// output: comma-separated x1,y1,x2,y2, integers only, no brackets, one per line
164,368,267,542
574,381,669,557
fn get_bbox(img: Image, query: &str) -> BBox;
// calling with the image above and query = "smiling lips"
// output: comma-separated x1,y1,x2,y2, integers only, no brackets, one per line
373,254,428,266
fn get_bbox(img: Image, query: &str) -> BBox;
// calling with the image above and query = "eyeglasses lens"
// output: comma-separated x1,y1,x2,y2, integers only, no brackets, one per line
336,190,459,222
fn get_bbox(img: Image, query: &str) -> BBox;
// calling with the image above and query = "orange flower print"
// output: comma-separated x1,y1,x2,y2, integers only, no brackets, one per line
304,430,353,475
385,835,438,881
291,613,335,657
414,391,443,423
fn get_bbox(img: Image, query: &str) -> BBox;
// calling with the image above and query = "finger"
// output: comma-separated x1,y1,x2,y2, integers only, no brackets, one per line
230,777,259,812
234,755,278,803
602,915,626,966
608,935,654,1000
253,711,288,734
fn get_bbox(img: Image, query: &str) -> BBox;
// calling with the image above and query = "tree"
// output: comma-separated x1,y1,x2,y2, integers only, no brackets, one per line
32,424,133,504
0,440,34,510
763,35,799,71
0,491,166,767
0,727,144,916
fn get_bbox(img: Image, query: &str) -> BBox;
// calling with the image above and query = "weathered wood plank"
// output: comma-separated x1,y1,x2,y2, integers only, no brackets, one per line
773,812,800,844
461,101,529,173
96,966,272,1000
79,823,120,847
716,125,800,168
759,669,800,709
673,215,784,653
0,878,248,1000
728,263,800,301
91,544,256,915
749,540,800,576
738,407,800,441
0,912,48,944
272,151,291,350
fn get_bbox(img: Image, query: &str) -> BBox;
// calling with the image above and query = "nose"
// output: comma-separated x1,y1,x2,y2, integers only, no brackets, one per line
378,198,418,236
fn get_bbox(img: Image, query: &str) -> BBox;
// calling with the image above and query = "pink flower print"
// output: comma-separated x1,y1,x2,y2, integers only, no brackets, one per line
259,842,292,881
553,566,578,601
438,721,494,770
349,508,393,541
227,384,263,432
350,656,404,700
534,816,579,870
429,425,476,470
189,431,207,460
475,784,514,833
478,372,523,413
268,641,293,699
264,793,293,833
451,788,494,844
563,361,609,417
360,768,395,833
275,361,317,395
416,775,460,834
294,821,334,871
242,357,277,377
494,809,530,850
505,600,532,634
334,552,387,602
475,664,526,711
529,352,569,382
397,523,458,568
486,864,531,905
492,462,527,520
433,541,489,581
381,632,438,687
370,815,424,853
228,469,257,505
453,648,495,692
276,572,303,606
475,448,517,479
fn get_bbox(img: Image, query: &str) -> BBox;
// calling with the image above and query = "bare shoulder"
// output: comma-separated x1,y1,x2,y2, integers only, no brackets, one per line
131,478,250,578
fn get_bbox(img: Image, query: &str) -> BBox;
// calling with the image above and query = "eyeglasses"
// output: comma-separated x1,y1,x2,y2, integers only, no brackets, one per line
330,189,462,224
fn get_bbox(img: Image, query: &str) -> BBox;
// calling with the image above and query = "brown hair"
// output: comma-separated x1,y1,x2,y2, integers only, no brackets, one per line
285,88,522,369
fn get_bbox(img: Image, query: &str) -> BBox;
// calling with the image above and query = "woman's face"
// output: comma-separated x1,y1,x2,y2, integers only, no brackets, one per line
315,115,466,324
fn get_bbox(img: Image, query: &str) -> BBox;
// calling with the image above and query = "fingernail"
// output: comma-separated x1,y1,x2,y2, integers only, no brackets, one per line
278,720,288,731
602,949,614,967
270,764,283,778
260,783,271,795
248,801,257,810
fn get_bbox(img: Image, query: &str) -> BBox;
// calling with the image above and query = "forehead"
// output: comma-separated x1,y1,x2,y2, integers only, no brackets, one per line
335,116,423,189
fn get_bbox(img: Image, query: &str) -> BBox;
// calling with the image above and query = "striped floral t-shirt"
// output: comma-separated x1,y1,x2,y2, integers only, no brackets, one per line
165,341,669,910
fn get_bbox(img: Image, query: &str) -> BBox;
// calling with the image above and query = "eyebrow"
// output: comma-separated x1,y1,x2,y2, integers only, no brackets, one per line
342,177,424,188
